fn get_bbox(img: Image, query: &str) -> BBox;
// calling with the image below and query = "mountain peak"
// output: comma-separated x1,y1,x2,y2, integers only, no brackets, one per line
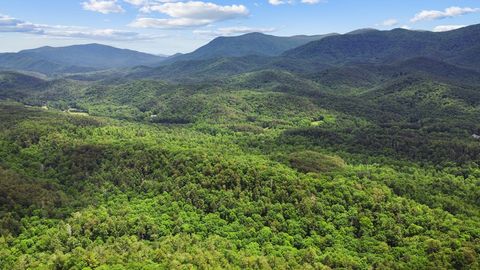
1,43,165,75
346,28,379,35
168,32,333,62
241,32,271,37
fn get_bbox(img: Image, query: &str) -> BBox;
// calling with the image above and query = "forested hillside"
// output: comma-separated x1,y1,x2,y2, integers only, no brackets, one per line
283,24,480,70
0,25,479,269
0,44,165,76
167,32,336,62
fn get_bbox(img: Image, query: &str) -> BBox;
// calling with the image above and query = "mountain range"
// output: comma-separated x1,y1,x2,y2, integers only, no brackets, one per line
123,25,478,82
0,44,166,75
1,23,480,270
1,25,479,79
165,32,336,63
0,33,334,76
283,24,480,70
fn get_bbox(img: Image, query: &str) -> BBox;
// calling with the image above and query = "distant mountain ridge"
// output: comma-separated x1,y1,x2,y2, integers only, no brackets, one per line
132,24,480,81
168,32,337,62
283,24,480,70
1,25,480,80
0,44,166,75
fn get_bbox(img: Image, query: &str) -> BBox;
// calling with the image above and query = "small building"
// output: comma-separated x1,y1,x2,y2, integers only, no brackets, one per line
472,134,480,140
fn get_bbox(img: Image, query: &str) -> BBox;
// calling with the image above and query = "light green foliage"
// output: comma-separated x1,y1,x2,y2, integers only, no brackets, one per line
0,102,478,269
1,44,480,269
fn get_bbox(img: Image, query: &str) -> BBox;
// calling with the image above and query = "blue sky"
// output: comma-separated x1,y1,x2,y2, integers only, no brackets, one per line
0,0,479,54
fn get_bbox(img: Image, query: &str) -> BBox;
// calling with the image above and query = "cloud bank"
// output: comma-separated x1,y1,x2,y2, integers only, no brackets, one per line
82,0,125,14
411,6,479,22
130,1,249,29
0,14,151,41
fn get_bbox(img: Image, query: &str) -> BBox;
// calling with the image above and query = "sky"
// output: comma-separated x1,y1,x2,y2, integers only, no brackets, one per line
0,0,479,55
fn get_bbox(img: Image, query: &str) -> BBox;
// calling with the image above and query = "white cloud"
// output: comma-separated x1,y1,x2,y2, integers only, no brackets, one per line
411,6,479,23
380,18,398,27
0,14,152,41
433,25,466,32
130,1,249,29
129,17,212,28
0,15,44,34
193,26,276,36
141,1,248,19
123,0,147,6
82,0,125,14
269,0,292,5
123,0,178,6
46,28,149,40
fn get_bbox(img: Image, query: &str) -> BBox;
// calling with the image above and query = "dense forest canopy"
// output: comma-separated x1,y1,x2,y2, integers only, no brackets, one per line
0,25,479,269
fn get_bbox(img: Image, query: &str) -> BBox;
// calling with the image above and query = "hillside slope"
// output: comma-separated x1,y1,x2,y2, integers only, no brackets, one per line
169,32,336,62
284,24,480,70
0,44,165,75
